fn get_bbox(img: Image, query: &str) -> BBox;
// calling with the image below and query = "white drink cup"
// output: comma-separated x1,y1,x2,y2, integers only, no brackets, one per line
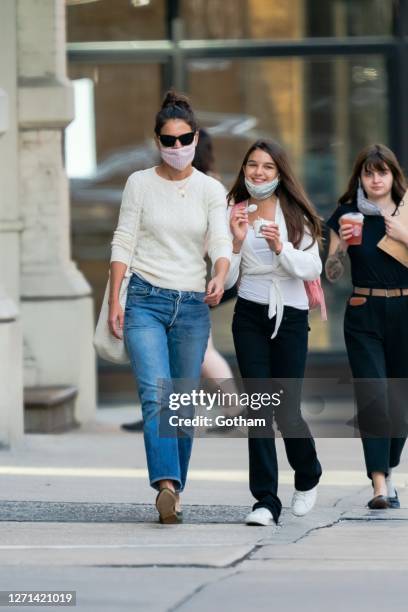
253,218,269,238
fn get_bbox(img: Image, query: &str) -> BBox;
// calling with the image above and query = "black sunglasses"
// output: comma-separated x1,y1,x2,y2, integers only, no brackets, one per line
158,131,195,148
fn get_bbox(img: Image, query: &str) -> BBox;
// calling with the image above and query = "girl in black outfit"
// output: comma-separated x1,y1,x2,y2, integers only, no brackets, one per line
326,144,408,509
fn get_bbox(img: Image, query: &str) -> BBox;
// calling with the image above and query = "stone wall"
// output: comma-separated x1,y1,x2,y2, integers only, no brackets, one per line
0,0,96,446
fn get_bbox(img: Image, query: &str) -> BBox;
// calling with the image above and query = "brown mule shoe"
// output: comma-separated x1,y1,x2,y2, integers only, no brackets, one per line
155,488,180,524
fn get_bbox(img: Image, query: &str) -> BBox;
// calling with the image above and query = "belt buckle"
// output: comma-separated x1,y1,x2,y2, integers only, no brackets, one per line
385,288,389,298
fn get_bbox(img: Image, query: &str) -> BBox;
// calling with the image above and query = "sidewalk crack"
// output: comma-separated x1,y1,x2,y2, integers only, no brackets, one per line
333,485,368,507
292,512,346,544
167,570,239,612
165,541,264,611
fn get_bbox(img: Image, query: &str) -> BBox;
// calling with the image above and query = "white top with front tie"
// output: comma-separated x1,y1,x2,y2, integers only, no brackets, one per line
225,200,322,338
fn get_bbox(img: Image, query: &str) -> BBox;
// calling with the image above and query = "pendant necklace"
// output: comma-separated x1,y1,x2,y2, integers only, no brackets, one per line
167,172,193,198
176,178,191,198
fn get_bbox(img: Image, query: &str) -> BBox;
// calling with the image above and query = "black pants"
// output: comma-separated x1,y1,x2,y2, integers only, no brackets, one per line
344,295,408,478
232,297,322,522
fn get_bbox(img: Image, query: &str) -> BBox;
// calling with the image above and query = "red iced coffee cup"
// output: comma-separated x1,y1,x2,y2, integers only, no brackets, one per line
339,212,364,245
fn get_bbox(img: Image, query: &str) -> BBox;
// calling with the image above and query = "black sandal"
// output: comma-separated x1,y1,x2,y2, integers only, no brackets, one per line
388,490,400,509
367,495,391,509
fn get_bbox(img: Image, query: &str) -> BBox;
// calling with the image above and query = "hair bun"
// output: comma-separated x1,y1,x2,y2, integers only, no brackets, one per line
161,89,192,111
155,89,198,135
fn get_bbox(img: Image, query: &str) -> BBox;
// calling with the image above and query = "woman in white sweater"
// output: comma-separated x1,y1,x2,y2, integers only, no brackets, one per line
108,91,231,523
226,140,323,526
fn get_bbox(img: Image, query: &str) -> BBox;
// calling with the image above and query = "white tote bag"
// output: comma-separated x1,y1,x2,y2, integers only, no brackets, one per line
93,195,143,364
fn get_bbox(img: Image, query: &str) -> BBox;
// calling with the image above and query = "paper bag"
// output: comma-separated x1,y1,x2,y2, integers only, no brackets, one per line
377,190,408,268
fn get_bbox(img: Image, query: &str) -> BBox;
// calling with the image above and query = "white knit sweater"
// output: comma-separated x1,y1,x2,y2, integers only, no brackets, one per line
111,167,232,292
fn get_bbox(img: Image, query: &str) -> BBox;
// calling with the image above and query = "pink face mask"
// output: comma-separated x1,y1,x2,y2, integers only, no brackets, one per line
159,140,196,171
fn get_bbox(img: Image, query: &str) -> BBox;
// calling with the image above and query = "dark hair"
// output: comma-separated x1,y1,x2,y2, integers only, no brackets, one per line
338,144,407,207
154,89,198,135
227,139,322,248
193,129,215,175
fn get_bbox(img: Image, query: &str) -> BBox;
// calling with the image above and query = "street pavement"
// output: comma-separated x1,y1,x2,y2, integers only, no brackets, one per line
0,404,407,612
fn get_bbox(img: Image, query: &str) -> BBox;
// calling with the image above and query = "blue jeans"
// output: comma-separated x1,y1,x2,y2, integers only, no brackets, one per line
124,273,210,492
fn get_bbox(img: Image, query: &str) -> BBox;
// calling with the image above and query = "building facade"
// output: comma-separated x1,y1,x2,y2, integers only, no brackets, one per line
0,0,96,446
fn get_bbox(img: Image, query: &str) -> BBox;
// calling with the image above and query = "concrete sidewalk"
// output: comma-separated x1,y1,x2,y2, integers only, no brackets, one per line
0,405,407,611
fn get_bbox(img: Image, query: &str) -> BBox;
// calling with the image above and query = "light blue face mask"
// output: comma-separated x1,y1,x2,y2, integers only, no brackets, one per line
356,180,383,216
245,176,280,200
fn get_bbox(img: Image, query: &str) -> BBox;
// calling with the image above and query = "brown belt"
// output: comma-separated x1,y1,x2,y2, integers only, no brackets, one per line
354,286,408,297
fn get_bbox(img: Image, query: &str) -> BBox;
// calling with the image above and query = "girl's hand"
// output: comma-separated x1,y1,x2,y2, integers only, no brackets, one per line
230,204,249,244
339,222,353,245
108,300,124,339
384,215,408,246
205,275,224,306
261,222,283,254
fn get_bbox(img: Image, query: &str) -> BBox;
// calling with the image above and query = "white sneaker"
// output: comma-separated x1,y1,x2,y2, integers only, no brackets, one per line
291,485,318,517
245,507,274,526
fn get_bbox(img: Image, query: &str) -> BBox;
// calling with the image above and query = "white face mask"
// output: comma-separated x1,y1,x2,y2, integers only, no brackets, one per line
245,176,280,200
159,140,196,171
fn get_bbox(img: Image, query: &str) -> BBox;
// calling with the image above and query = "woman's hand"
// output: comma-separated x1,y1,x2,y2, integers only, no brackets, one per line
108,300,124,339
230,204,249,246
261,222,283,254
384,215,408,246
205,275,224,306
338,222,353,246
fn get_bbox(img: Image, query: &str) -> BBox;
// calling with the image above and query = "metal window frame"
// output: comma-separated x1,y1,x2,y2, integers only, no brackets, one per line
67,36,398,62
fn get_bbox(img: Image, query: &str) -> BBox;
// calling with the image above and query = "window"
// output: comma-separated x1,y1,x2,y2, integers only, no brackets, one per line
66,0,406,361
181,0,393,40
67,62,162,315
67,0,166,41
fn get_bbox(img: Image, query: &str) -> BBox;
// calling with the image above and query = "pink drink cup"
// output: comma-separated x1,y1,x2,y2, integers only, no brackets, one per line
339,212,364,245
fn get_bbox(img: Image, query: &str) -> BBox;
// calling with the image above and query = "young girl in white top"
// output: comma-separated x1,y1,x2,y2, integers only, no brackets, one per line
226,139,323,526
108,91,231,523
